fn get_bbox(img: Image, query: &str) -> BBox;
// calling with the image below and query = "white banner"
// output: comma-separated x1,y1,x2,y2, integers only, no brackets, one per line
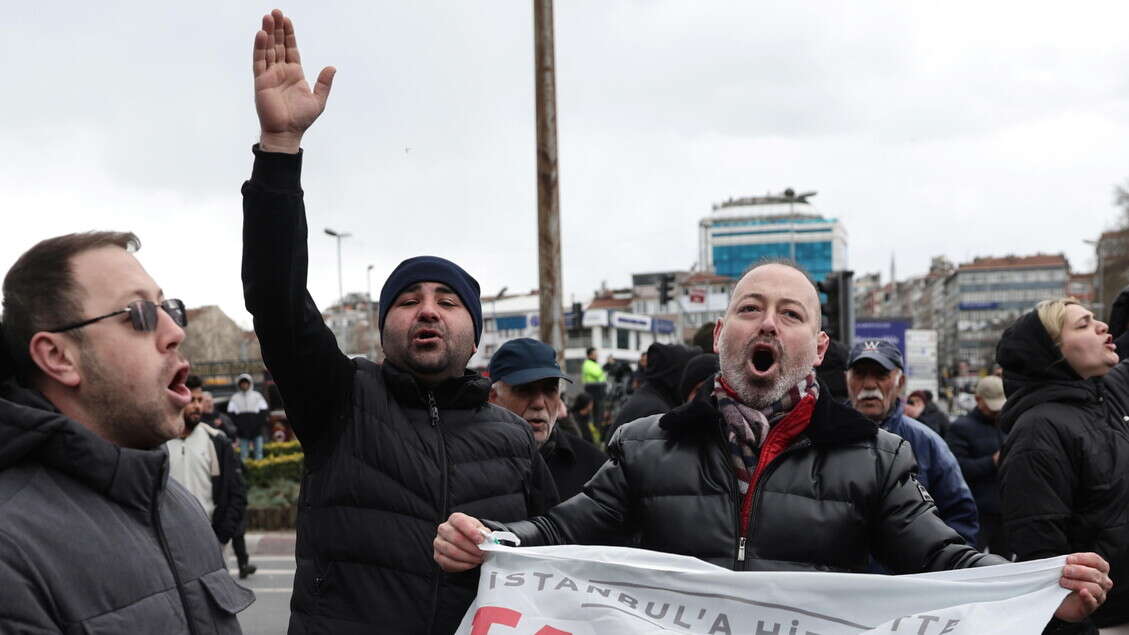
456,542,1068,635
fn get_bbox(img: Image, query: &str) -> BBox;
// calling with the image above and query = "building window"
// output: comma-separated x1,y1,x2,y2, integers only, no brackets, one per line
617,328,630,350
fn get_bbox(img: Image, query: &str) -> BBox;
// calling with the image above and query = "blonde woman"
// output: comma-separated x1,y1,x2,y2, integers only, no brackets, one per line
997,299,1129,634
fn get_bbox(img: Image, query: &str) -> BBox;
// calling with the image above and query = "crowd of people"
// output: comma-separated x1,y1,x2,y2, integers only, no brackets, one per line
0,8,1127,635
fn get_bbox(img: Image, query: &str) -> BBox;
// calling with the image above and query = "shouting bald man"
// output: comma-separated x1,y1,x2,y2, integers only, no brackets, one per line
435,261,1113,625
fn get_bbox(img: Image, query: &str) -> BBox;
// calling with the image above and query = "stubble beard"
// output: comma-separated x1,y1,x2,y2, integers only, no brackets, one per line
80,345,180,449
718,333,814,409
386,326,475,381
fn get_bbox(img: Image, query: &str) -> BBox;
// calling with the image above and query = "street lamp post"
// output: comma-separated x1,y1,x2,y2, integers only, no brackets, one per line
367,264,376,360
324,228,352,306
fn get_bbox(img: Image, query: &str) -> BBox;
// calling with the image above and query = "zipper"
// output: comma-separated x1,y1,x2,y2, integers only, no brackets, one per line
426,390,449,635
712,420,743,568
152,465,201,635
736,439,812,567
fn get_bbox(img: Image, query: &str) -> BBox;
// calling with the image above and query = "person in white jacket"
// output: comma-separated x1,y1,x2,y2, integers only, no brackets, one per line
227,373,269,460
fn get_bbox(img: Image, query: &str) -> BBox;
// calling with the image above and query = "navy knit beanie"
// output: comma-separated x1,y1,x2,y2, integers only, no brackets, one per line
378,256,483,344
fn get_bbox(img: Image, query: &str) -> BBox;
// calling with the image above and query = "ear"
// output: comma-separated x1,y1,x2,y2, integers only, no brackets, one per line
712,317,725,353
812,331,830,367
487,385,499,404
28,332,82,388
896,370,906,392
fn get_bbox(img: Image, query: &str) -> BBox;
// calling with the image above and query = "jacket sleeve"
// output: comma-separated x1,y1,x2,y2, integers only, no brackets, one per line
871,439,1004,573
0,533,62,633
241,146,353,460
925,437,981,546
211,435,247,545
999,419,1076,561
946,422,997,483
488,431,636,547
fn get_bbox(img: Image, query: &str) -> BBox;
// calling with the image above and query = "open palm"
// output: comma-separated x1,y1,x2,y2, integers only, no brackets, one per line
253,10,334,150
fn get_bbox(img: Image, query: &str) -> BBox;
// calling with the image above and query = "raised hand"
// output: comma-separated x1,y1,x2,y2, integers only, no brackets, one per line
253,9,335,153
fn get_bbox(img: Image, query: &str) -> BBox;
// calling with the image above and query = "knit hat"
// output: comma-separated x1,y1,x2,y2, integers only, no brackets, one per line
378,256,483,344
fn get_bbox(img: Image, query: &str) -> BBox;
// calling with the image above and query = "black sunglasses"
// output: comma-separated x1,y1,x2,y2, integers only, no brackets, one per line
48,299,188,333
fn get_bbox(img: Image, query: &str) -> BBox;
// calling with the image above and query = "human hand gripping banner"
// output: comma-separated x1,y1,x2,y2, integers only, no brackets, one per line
455,538,1069,635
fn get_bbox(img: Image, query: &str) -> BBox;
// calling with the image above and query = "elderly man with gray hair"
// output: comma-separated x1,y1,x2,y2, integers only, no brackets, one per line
845,338,980,547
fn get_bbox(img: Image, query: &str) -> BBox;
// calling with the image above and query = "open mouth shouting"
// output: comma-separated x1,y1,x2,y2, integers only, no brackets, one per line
749,341,780,378
166,362,191,408
411,326,444,348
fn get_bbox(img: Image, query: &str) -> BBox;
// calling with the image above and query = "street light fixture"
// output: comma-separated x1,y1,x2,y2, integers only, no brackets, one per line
324,228,352,306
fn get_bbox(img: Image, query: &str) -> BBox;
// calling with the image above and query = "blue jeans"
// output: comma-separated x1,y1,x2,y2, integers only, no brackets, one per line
240,435,264,461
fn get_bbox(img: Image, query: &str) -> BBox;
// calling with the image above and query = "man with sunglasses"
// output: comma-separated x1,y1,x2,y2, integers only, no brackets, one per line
240,10,557,634
0,232,253,632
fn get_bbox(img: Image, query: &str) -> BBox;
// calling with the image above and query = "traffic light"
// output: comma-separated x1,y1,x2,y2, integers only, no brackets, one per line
570,301,583,331
658,274,674,306
817,271,854,348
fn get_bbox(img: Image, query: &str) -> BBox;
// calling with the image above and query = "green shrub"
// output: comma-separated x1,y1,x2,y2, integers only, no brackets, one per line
244,452,304,488
263,440,303,458
235,440,303,459
247,478,301,510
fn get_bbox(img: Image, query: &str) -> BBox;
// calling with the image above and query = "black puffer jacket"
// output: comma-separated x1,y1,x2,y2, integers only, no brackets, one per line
997,311,1129,630
497,379,1002,574
242,146,559,635
0,379,254,632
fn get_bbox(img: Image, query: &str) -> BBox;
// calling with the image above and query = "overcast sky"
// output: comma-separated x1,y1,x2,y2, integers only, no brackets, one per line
3,2,1127,329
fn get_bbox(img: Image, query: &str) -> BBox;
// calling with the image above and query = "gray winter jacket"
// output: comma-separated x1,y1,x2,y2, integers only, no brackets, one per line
0,379,255,633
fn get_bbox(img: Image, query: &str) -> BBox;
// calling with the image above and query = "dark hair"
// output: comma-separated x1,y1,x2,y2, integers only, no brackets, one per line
185,374,203,390
692,322,716,354
2,231,140,381
572,391,592,410
908,390,929,404
586,347,596,356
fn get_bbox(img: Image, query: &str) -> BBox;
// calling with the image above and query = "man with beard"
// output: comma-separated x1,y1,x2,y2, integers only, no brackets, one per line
435,262,1112,626
167,375,256,578
0,232,253,631
487,338,606,501
846,339,979,548
202,390,239,440
240,10,557,634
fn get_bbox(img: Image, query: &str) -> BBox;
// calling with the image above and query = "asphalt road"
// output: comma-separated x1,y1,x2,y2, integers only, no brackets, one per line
229,533,295,635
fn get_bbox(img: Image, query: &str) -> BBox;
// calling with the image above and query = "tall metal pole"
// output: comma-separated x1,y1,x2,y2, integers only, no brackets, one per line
534,0,565,361
367,264,376,360
336,238,343,304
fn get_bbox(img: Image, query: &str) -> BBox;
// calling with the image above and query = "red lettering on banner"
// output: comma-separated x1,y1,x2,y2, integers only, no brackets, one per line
471,606,522,635
469,606,574,635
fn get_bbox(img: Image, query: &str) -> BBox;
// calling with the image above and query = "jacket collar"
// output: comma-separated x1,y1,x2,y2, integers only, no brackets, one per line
878,399,907,433
660,373,877,445
540,426,575,462
0,378,168,514
381,361,490,409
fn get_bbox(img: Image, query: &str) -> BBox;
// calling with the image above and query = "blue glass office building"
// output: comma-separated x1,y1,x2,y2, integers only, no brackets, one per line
699,194,847,284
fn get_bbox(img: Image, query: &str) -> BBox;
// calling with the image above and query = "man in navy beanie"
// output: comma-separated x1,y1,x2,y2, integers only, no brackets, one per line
239,11,557,634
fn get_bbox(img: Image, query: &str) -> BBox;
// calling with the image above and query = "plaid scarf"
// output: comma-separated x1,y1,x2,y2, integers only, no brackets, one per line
715,371,819,494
